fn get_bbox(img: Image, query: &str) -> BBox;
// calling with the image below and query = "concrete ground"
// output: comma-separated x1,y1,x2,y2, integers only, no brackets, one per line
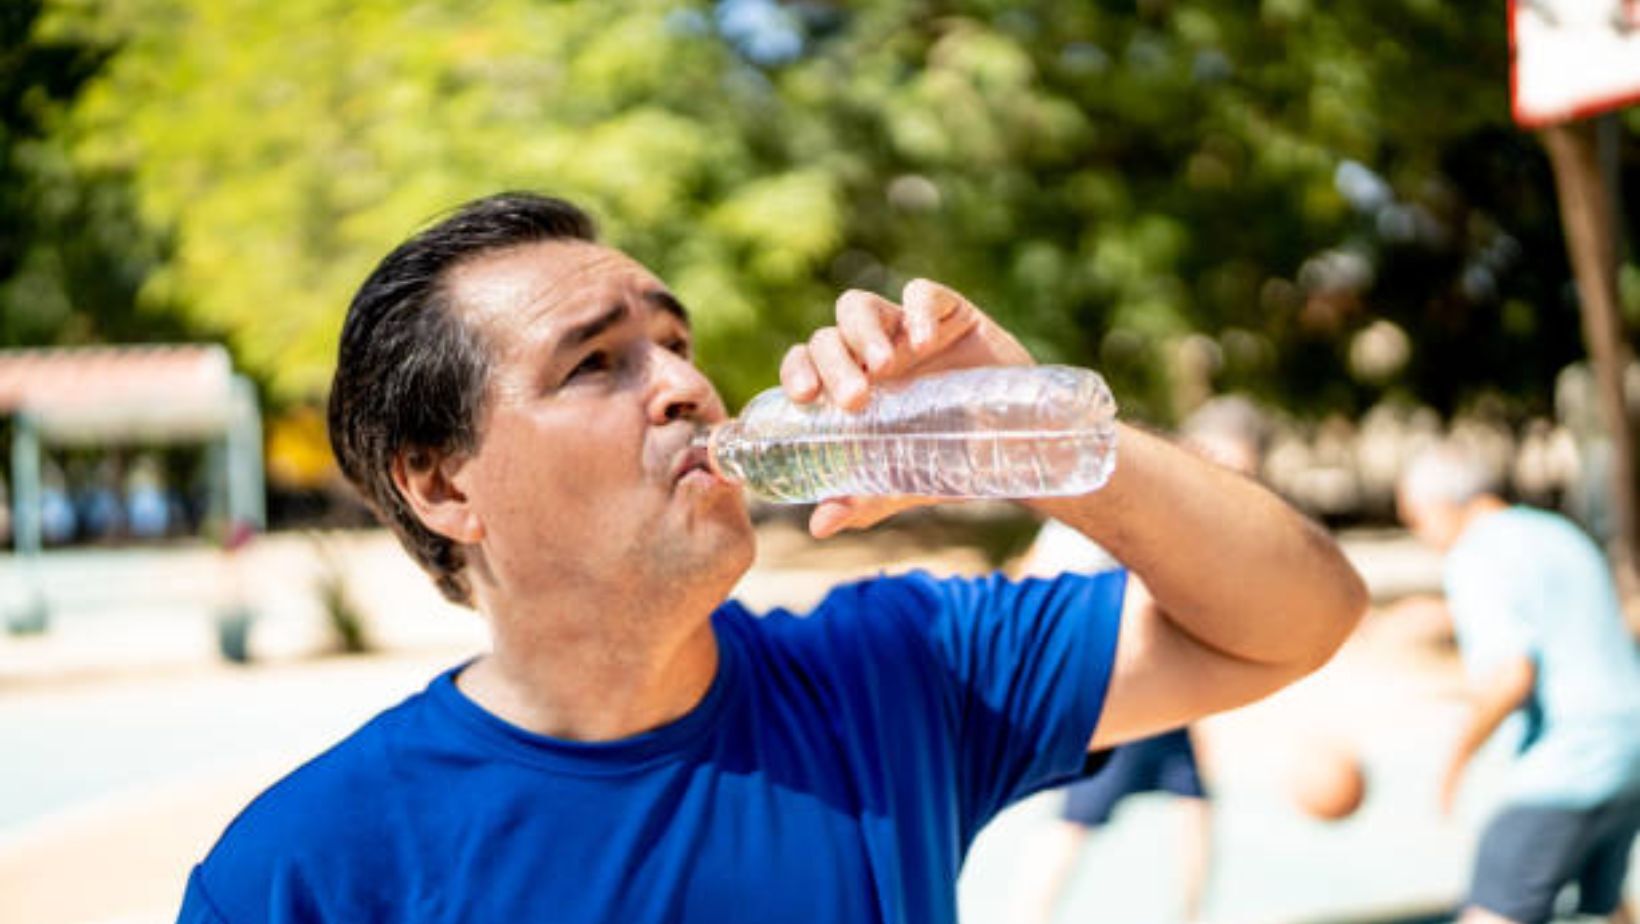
0,523,1631,924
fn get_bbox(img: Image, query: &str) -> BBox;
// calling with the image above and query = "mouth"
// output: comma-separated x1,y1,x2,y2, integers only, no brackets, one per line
671,442,717,486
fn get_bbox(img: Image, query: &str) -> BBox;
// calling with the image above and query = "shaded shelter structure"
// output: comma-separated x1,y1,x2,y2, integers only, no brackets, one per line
0,344,264,632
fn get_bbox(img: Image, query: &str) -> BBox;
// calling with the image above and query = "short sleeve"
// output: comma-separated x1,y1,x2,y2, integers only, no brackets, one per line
883,570,1126,836
1445,546,1534,680
178,866,231,923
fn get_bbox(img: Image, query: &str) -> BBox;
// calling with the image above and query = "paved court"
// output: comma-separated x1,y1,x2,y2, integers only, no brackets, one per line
0,526,1633,923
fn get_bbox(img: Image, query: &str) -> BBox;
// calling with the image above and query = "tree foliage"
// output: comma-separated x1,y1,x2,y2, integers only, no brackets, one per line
20,0,1639,423
0,0,192,348
766,0,1631,421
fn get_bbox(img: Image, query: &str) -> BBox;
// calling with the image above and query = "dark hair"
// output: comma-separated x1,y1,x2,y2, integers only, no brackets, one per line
328,192,598,605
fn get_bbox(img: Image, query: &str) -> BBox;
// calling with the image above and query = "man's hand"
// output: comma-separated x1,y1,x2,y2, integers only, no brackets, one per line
779,279,1032,538
1436,654,1535,817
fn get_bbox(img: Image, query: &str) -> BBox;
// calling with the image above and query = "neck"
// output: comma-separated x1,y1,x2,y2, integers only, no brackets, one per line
1448,494,1509,549
1460,494,1509,529
457,578,725,742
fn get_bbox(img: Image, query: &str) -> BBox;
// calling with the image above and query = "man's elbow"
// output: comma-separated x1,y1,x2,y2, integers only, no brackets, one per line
1292,561,1370,675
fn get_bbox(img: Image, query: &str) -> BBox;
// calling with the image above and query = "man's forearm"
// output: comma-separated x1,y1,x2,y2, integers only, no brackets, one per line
1029,423,1367,670
1449,657,1536,778
1441,695,1516,812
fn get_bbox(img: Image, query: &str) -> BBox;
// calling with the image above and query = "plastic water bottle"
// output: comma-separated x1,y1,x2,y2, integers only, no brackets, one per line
696,365,1118,503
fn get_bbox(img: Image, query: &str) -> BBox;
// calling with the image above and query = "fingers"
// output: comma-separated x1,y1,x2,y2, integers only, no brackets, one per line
808,500,854,540
902,277,1034,369
782,279,995,410
836,290,901,375
808,498,889,540
785,288,903,410
779,345,820,402
808,328,871,410
808,495,935,539
901,278,972,352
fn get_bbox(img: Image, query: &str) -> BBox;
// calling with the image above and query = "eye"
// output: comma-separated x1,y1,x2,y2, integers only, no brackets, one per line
567,350,612,381
664,337,692,359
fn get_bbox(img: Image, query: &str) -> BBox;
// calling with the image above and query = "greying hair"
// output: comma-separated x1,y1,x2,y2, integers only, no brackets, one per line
328,192,599,606
1399,442,1499,508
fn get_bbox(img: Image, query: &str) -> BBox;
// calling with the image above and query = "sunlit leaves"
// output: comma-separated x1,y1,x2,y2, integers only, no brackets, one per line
20,0,1628,425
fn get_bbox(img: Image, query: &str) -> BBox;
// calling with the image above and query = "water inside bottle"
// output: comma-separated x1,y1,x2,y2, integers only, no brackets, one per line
705,423,1115,502
696,366,1118,503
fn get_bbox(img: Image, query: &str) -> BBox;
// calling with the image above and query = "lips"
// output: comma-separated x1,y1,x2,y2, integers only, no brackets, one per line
671,442,714,485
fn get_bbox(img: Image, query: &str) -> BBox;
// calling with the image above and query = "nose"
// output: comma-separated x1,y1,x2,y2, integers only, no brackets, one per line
646,345,723,426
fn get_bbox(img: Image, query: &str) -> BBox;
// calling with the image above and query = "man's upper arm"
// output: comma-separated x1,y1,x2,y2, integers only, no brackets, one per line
1090,585,1305,750
1446,555,1535,677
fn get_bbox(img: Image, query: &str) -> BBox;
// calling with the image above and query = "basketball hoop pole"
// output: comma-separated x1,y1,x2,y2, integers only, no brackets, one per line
1539,114,1640,600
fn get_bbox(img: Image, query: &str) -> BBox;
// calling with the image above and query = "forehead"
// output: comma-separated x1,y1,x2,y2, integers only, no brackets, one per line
445,240,674,337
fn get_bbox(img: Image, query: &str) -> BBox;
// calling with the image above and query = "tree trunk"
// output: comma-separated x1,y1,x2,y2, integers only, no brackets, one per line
1540,115,1640,604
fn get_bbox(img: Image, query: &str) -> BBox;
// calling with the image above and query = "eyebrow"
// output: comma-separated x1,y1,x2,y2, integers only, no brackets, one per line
557,290,691,354
561,304,630,352
642,290,690,326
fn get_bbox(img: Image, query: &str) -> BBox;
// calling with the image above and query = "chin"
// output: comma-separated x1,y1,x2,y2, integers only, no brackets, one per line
693,487,755,543
659,504,755,590
705,513,757,580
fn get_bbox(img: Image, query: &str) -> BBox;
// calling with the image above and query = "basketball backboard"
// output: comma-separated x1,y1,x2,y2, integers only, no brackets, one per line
1511,0,1640,127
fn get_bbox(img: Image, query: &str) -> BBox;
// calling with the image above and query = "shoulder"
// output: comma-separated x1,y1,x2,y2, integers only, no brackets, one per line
1449,510,1529,578
1472,506,1585,550
805,568,1116,610
805,569,1127,622
720,569,1124,682
215,713,396,848
192,693,430,915
722,572,948,637
717,572,985,683
716,574,945,667
1453,507,1598,579
739,568,1124,653
1514,506,1604,560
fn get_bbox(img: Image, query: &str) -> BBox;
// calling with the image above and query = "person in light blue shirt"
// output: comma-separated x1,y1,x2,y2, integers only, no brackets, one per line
1399,442,1640,924
179,192,1366,923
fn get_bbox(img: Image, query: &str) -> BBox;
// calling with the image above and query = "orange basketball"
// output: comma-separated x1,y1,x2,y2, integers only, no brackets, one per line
1288,743,1366,821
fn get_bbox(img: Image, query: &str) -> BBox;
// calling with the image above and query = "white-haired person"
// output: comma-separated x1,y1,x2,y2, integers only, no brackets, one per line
1397,442,1640,924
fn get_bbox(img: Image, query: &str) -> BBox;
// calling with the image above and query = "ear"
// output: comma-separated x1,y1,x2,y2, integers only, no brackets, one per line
391,447,484,544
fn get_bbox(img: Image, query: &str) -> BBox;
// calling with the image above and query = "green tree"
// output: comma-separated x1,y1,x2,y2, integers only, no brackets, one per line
759,0,1623,422
62,0,845,404
1,0,190,348
55,0,1637,424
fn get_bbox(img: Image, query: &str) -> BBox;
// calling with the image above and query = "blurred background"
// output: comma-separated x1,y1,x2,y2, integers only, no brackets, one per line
0,1,1637,922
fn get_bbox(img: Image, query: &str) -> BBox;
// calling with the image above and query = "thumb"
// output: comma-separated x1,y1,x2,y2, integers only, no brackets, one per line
808,500,856,540
808,496,933,539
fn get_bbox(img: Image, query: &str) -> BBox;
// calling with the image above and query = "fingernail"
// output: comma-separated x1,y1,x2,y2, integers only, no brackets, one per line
810,508,838,539
867,344,892,371
910,322,930,350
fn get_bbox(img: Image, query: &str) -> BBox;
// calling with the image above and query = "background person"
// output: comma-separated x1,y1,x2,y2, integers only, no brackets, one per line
1020,396,1269,924
1397,443,1640,924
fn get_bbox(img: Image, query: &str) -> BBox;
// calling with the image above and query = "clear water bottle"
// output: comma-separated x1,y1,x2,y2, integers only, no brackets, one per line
696,365,1118,503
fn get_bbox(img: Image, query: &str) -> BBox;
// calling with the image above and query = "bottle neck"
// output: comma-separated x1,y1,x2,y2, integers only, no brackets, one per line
697,422,746,485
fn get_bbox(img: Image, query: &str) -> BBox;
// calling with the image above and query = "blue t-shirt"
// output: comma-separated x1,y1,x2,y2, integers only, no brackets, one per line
179,569,1125,923
1445,506,1640,807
